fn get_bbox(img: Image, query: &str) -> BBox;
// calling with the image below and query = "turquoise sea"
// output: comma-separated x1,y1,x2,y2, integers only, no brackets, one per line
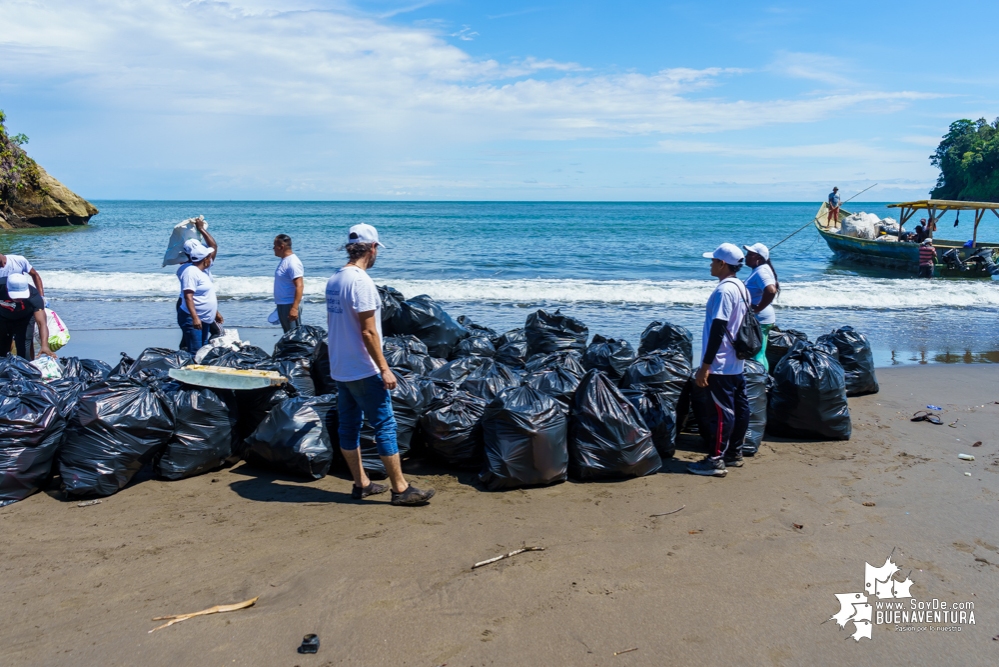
4,201,998,365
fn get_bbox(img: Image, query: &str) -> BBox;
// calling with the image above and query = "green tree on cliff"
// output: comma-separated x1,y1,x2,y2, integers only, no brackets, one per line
930,118,999,202
0,110,41,207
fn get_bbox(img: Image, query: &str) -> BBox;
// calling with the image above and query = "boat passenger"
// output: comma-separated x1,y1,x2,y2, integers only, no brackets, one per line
918,239,937,278
176,218,223,355
826,187,841,227
914,220,930,243
743,243,779,372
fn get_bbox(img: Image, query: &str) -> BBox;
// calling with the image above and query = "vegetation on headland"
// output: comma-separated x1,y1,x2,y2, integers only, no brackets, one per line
930,118,999,202
0,110,42,209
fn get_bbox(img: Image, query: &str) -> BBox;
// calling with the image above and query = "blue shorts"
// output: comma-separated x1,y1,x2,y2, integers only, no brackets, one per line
336,374,398,457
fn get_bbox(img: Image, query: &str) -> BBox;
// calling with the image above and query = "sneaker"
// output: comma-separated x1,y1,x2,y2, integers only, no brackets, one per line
724,454,744,468
390,485,436,506
351,482,388,500
687,457,727,477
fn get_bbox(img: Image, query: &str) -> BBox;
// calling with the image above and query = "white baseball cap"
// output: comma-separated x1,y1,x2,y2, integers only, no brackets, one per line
702,243,745,265
6,273,30,299
742,243,770,261
183,239,215,262
346,223,385,248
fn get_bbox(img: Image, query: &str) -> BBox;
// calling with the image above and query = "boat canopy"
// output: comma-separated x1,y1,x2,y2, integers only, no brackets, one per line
886,199,999,244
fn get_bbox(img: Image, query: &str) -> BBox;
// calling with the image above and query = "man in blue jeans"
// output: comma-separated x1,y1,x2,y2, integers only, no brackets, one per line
326,223,435,506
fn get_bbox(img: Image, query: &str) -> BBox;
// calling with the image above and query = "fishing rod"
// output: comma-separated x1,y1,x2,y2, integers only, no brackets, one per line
769,183,878,251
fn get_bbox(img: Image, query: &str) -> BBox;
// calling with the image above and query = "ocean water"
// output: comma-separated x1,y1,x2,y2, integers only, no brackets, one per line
4,201,998,365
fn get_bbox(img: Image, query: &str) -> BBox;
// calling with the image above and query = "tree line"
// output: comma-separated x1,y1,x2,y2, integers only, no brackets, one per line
931,118,999,202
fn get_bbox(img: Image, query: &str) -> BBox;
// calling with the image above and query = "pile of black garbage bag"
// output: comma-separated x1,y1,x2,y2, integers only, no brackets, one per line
0,283,879,505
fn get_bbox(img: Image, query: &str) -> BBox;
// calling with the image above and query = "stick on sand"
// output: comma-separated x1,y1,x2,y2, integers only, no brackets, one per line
149,597,259,633
472,547,544,569
650,505,685,518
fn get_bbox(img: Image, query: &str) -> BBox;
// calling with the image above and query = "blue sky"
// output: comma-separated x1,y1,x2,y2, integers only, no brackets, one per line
2,0,997,201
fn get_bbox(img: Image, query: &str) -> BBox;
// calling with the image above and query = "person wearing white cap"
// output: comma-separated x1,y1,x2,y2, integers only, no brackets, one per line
743,242,780,373
0,272,55,359
176,218,223,354
688,243,752,478
0,252,45,297
325,223,435,506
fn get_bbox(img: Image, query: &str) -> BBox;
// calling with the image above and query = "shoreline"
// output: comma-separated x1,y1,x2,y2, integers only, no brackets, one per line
1,364,997,665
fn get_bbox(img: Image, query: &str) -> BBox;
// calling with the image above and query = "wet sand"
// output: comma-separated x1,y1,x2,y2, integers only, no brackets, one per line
1,365,997,666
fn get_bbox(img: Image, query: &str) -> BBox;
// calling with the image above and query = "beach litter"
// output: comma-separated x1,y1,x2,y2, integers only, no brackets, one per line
650,505,685,518
862,502,876,507
297,634,320,654
149,596,258,633
472,546,545,570
973,441,982,447
958,454,975,461
76,500,101,507
964,472,972,477
927,405,942,410
613,648,638,656
793,523,804,530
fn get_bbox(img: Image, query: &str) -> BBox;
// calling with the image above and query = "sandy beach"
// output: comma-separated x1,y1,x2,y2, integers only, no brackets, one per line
1,364,997,666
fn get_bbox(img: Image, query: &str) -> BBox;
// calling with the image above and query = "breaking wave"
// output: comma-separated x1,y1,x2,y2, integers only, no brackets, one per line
42,271,999,310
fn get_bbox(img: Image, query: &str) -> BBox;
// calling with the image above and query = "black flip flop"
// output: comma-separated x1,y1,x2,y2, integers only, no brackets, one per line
911,411,929,422
925,414,943,425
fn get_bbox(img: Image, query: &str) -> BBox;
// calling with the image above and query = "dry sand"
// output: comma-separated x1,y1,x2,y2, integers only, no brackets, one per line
2,365,998,666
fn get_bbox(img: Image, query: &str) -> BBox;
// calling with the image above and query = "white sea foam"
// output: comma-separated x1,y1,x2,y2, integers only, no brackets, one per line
42,271,999,310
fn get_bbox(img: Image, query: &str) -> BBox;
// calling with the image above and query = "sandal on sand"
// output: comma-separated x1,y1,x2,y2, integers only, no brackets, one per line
911,411,943,425
351,482,388,500
925,414,943,425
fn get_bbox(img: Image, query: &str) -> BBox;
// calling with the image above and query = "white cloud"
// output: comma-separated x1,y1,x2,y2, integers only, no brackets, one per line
769,51,855,87
0,0,932,140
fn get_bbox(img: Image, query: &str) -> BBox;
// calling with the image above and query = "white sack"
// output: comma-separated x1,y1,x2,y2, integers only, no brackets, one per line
163,216,208,267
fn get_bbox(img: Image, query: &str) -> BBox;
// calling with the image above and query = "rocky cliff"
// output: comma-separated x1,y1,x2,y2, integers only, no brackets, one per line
0,164,98,229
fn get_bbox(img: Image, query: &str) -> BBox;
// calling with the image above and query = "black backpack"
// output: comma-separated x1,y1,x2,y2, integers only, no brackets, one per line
722,279,764,360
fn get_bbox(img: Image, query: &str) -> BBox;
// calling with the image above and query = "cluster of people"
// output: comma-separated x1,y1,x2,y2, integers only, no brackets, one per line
689,241,779,478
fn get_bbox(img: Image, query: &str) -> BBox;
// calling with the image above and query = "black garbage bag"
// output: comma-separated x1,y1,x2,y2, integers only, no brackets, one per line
0,354,42,381
109,353,134,377
378,285,406,332
259,358,315,397
414,376,457,406
452,335,496,359
569,370,662,480
494,340,529,368
583,334,637,380
430,356,489,384
352,372,427,478
524,349,585,376
311,341,337,396
420,390,487,467
155,386,234,480
244,394,336,480
0,380,66,506
202,344,271,368
47,377,89,421
389,295,468,358
456,315,498,340
480,385,568,490
619,349,691,403
816,326,879,396
638,321,694,363
273,324,327,361
743,359,769,455
495,328,527,348
426,357,448,372
232,384,297,447
459,359,521,401
768,341,851,441
525,309,588,356
126,347,193,375
766,327,809,375
58,377,176,498
525,365,582,410
59,357,112,384
384,335,433,374
621,386,677,460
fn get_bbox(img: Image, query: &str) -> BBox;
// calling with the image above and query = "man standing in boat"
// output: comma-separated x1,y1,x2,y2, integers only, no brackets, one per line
826,187,841,227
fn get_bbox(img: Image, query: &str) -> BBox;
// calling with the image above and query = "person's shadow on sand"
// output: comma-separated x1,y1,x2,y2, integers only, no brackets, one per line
228,464,355,504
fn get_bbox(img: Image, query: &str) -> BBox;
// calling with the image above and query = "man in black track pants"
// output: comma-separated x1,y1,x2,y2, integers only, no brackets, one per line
688,243,751,478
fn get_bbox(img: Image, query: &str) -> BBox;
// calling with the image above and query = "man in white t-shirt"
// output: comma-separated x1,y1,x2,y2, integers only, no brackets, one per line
326,223,434,506
273,234,305,332
743,242,779,372
688,243,752,478
0,253,44,297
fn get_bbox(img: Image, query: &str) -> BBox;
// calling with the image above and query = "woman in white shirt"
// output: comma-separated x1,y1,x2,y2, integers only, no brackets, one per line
743,243,779,371
176,219,223,354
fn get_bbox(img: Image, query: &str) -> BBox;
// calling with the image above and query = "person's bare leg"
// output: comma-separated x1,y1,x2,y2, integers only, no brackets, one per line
340,448,371,489
380,454,409,493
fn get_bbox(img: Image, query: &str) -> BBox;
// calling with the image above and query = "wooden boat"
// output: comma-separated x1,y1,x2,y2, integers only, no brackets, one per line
814,199,999,277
